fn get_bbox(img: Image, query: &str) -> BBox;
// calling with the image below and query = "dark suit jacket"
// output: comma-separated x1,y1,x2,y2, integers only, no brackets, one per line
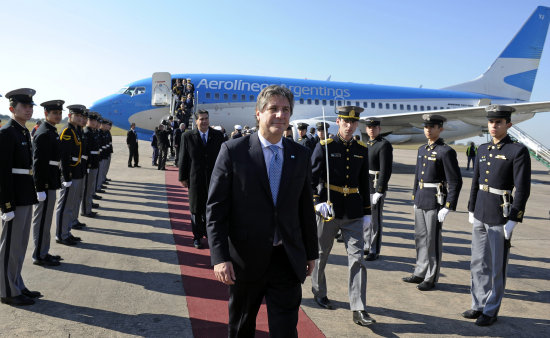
126,129,138,147
179,127,224,213
206,133,319,283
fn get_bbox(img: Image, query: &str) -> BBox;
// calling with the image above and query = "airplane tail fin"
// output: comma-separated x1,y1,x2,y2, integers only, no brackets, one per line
443,6,550,101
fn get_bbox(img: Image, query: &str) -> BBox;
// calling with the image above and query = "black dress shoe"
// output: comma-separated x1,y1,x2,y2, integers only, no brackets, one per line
72,223,85,229
92,203,99,208
193,239,202,249
97,189,106,193
1,295,35,306
475,314,497,326
134,165,141,168
314,296,333,310
353,311,376,326
365,253,379,261
69,235,82,242
22,288,42,299
47,254,62,261
93,194,102,200
402,275,424,284
106,178,111,181
128,165,133,168
33,255,60,267
56,238,77,246
417,281,435,291
81,212,97,218
462,309,483,319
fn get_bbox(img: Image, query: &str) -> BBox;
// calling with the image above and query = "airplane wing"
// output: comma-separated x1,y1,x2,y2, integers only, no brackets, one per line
362,101,550,135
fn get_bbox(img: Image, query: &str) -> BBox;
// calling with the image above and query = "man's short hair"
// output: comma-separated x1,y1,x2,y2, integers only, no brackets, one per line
255,85,294,114
195,109,209,118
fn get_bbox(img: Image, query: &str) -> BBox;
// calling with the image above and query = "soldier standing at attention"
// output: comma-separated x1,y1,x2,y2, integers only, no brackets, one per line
55,105,86,246
81,112,100,218
403,114,462,291
462,105,531,326
31,100,65,267
363,118,393,261
296,122,316,152
0,88,42,306
311,106,375,326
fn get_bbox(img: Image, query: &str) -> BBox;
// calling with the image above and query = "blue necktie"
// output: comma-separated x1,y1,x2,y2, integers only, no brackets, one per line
268,145,282,204
202,133,207,145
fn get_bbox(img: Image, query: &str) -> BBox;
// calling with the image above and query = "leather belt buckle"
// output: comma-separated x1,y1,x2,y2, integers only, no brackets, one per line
482,184,489,192
342,186,350,194
419,182,424,189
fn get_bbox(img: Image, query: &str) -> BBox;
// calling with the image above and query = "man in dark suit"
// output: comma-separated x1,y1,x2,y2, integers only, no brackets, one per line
206,85,318,337
126,122,139,168
179,110,224,249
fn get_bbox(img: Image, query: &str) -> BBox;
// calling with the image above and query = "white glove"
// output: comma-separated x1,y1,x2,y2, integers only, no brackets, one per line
62,181,73,188
437,208,450,222
1,211,15,222
315,203,331,218
371,192,383,205
37,192,46,202
468,212,475,224
504,220,517,240
362,215,372,228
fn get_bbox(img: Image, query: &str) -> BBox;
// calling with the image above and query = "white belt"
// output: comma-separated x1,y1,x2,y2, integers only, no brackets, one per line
90,151,99,154
102,146,107,149
479,184,511,196
72,157,79,161
418,182,441,189
369,170,380,175
49,161,60,166
12,168,32,175
81,155,88,160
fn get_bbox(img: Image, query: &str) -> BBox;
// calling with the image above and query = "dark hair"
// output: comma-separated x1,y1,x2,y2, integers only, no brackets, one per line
255,85,294,114
195,109,209,119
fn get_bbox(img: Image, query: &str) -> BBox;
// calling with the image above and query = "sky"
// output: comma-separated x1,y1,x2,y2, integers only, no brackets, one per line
1,0,550,146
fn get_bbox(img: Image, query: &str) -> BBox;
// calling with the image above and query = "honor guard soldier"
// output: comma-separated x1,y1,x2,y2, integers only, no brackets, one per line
311,106,375,326
315,121,330,143
462,105,531,326
81,112,100,218
102,120,114,184
55,104,86,246
363,118,393,261
31,100,65,267
296,122,316,152
95,118,108,193
403,114,462,291
70,109,89,230
0,88,42,306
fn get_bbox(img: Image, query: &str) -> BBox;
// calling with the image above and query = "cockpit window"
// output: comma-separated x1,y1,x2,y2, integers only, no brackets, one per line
118,87,128,94
121,86,146,96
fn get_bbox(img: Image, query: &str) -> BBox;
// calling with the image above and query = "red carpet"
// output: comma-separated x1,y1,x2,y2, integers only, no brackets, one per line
164,167,324,337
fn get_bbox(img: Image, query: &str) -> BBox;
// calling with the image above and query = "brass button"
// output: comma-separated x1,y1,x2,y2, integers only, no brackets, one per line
486,170,489,174
421,171,424,174
346,175,349,178
487,162,491,166
346,149,349,152
423,163,426,167
347,157,349,161
346,166,349,169
484,178,488,182
489,154,493,157
424,155,427,158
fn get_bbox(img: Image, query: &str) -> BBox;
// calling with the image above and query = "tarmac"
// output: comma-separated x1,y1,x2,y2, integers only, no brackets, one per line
0,135,549,337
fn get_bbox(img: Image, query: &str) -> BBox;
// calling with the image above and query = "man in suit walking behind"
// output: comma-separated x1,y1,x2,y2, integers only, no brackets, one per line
206,85,318,337
179,110,224,249
127,122,139,168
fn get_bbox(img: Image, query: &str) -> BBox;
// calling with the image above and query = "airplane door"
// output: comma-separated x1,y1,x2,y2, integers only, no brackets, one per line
151,72,172,106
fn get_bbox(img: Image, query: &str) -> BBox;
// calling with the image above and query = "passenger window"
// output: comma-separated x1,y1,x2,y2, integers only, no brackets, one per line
371,102,375,109
363,102,368,108
330,100,334,106
206,93,211,99
307,99,312,105
241,94,246,101
385,103,390,109
338,100,342,106
346,101,351,106
400,104,404,110
249,95,255,101
223,94,228,100
378,103,383,109
407,105,411,110
413,105,418,111
322,99,327,106
426,106,431,111
232,94,237,101
215,93,220,100
393,104,397,110
300,98,304,104
315,99,319,105
356,101,360,106
420,105,424,111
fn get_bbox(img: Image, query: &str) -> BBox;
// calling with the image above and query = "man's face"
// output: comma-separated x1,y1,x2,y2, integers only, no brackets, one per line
45,109,62,125
10,102,33,122
488,118,511,139
423,124,442,141
256,95,291,140
87,119,98,129
366,125,380,139
131,123,135,130
196,113,210,132
317,129,326,140
298,128,307,137
336,117,358,140
78,115,87,127
68,113,80,125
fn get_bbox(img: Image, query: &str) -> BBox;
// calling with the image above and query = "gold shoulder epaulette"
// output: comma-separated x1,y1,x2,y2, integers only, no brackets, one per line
60,128,71,141
320,138,333,145
357,140,367,148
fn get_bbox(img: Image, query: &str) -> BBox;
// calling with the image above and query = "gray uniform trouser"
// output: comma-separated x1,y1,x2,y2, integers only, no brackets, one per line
364,193,386,254
32,190,57,261
413,207,443,283
312,216,367,311
470,219,510,317
96,159,106,191
1,205,32,298
81,169,98,215
55,178,83,240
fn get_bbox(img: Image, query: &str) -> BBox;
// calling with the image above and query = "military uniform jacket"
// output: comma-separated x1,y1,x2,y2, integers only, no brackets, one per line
179,128,225,213
32,122,61,192
311,134,371,219
98,130,108,160
106,131,113,155
59,123,83,181
78,127,88,176
468,135,530,225
367,136,393,193
0,119,38,212
412,138,462,210
83,127,100,169
297,136,316,152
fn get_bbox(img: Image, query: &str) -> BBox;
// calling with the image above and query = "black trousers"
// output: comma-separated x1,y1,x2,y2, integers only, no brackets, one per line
128,144,139,166
191,212,207,240
157,146,168,169
228,246,300,338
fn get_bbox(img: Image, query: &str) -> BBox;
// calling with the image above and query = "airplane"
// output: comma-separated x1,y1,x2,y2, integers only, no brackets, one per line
90,6,550,145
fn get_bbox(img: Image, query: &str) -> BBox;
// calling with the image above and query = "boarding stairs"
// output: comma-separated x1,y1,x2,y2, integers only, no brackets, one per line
508,125,550,170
